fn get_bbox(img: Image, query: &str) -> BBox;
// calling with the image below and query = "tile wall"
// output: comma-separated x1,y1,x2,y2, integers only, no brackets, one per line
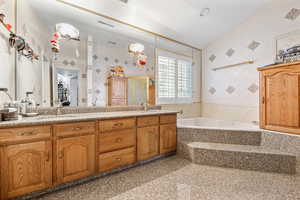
202,0,300,122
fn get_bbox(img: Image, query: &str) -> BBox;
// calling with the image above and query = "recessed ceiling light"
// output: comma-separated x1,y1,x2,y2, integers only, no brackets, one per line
200,8,210,17
98,20,114,28
119,0,128,4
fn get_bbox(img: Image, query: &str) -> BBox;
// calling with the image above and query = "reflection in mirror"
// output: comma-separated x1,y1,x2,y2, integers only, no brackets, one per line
55,68,79,107
15,0,201,108
128,77,149,106
16,0,157,107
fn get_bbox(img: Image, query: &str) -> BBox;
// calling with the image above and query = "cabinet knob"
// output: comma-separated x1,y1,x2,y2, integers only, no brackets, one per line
116,158,122,162
58,151,64,159
73,127,82,131
115,138,122,143
45,151,50,162
113,122,124,128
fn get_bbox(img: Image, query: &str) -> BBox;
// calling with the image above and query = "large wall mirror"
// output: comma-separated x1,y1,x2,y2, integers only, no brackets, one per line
1,0,201,108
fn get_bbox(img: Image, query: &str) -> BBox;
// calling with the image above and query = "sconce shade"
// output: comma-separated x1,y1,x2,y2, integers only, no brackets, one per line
56,23,80,40
129,43,144,54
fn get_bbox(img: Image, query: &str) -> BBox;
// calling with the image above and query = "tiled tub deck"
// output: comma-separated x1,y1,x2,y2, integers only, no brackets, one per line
177,118,299,174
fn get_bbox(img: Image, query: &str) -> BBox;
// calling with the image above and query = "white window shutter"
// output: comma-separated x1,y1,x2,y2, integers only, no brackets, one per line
156,49,193,105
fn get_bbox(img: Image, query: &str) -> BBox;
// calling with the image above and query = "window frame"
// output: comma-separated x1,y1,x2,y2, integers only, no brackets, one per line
156,49,193,105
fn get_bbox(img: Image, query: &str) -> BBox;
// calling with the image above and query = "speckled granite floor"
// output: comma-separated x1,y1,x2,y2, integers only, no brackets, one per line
33,156,300,200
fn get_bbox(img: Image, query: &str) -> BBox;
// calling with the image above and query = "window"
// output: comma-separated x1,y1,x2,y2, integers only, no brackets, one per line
156,50,193,104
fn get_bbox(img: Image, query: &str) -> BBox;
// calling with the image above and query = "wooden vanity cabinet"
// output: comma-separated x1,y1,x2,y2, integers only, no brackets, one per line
54,122,96,184
160,115,177,154
0,113,177,199
0,126,52,200
137,116,160,161
258,61,300,135
98,118,136,172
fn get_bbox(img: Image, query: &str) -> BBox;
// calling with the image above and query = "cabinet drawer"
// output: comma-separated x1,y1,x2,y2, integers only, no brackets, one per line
137,116,159,127
99,118,136,132
98,147,136,172
0,126,51,145
160,114,177,124
54,122,96,137
99,129,136,153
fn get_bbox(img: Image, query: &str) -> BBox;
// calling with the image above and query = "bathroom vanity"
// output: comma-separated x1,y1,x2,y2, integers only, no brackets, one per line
258,61,300,135
0,111,177,200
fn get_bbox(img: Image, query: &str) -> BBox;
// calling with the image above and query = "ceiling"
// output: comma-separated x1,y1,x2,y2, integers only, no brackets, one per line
59,0,274,48
27,0,274,49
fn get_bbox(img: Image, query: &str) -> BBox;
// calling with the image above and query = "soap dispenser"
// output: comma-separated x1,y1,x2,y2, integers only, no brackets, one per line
20,91,36,114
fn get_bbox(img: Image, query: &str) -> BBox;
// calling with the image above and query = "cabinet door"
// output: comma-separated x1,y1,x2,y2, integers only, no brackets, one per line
160,124,177,154
56,135,95,184
1,141,52,199
137,126,159,161
263,71,300,128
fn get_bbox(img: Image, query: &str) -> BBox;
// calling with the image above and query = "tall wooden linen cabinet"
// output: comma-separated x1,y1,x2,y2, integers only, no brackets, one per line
107,77,128,106
258,61,300,135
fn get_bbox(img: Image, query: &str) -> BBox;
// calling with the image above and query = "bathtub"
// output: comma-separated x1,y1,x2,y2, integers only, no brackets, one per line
177,117,260,132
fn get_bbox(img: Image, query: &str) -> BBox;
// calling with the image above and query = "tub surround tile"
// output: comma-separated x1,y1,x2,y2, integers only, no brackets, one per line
248,41,261,51
226,86,235,94
177,126,298,174
248,83,259,94
177,128,261,146
285,8,300,21
201,103,259,123
226,48,235,57
180,141,296,174
209,87,216,95
209,54,216,62
261,130,300,157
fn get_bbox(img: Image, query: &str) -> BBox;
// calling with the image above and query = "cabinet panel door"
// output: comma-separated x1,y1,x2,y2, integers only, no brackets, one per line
112,78,127,99
1,141,52,199
265,72,300,128
160,124,177,154
137,126,159,161
56,135,95,184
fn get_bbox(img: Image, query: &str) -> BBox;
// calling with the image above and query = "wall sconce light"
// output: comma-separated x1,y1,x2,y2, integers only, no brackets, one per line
56,23,80,41
51,23,80,54
129,43,145,55
0,13,39,61
128,43,147,67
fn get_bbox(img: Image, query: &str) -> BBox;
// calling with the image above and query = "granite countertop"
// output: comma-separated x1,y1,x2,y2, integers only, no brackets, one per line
0,110,178,128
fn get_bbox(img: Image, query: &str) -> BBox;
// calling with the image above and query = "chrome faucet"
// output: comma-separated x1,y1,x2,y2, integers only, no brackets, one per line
141,102,150,111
